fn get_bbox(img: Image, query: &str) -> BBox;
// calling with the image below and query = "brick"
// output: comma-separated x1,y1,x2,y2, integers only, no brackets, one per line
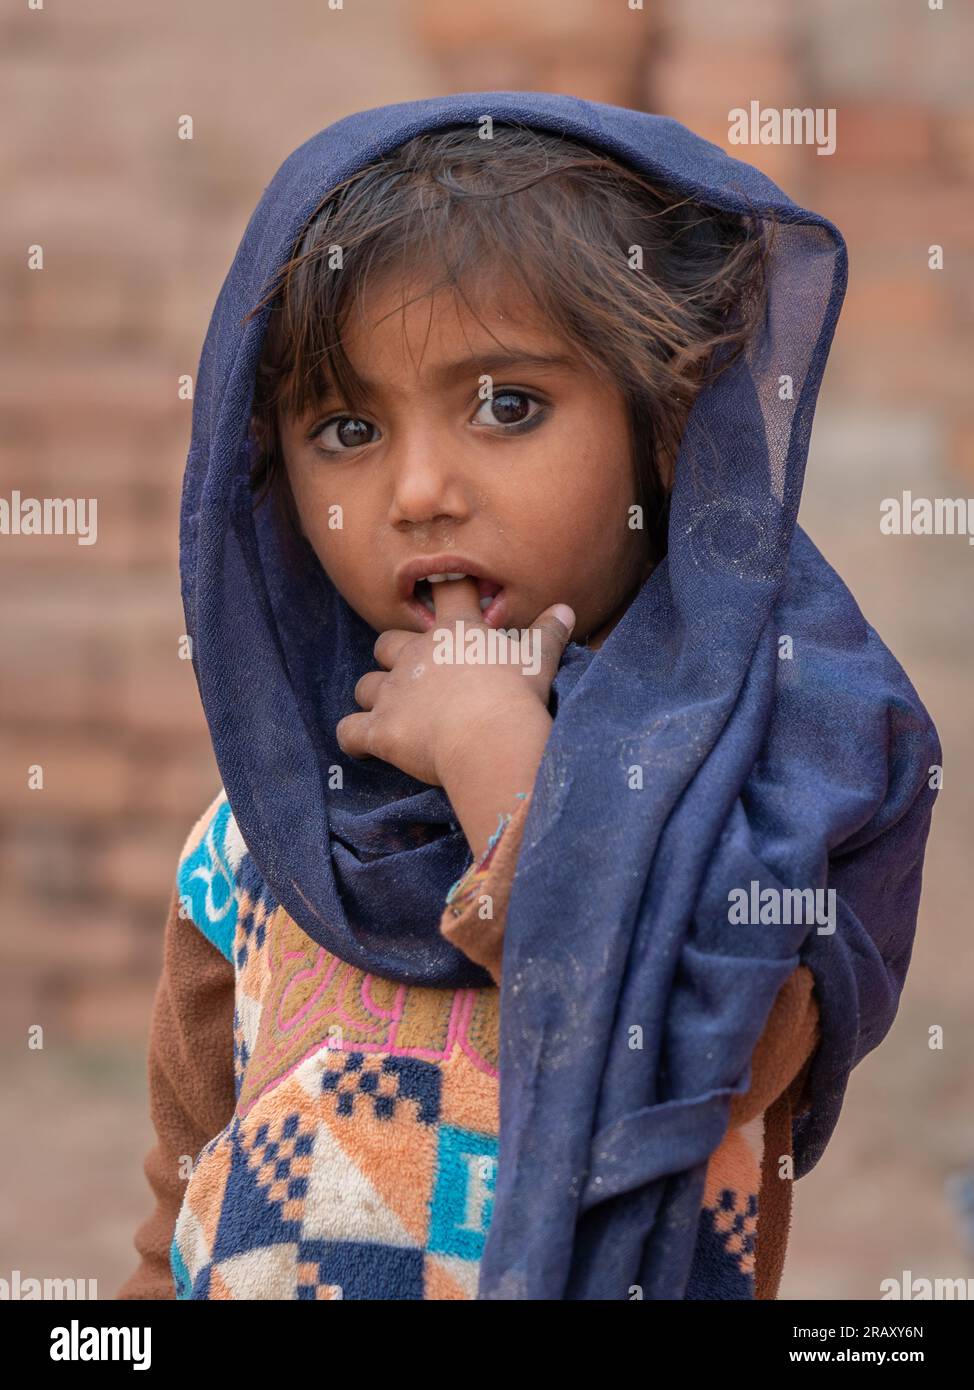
114,628,208,737
0,975,48,1050
0,613,96,725
827,333,971,409
830,104,936,171
0,578,190,730
414,0,637,50
0,500,176,573
815,173,974,253
535,57,651,109
804,0,974,105
652,44,800,119
938,112,974,182
128,745,219,820
0,821,95,906
0,358,185,431
948,418,974,482
63,978,157,1046
0,1,153,54
0,733,129,818
91,825,186,906
412,0,657,106
661,0,794,44
837,274,948,338
0,899,139,975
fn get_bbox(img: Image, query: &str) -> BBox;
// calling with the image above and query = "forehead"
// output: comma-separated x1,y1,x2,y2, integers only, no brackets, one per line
340,266,576,381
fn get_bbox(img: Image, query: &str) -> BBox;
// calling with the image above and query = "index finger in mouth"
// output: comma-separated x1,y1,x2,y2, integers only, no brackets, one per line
430,575,484,625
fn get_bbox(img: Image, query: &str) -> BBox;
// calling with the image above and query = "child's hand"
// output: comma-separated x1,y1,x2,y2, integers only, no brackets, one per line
336,578,575,788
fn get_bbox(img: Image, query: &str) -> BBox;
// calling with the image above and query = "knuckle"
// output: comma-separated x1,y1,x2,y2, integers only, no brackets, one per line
363,715,386,759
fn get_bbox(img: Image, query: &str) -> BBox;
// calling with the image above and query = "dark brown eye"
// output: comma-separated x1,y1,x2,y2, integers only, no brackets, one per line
316,416,378,451
490,392,528,424
494,391,530,424
473,390,543,429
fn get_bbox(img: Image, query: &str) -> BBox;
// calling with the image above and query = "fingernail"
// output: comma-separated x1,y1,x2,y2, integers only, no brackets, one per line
552,604,575,635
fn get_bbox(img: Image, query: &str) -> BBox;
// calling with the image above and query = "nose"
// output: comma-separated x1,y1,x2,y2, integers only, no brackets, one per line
387,434,472,529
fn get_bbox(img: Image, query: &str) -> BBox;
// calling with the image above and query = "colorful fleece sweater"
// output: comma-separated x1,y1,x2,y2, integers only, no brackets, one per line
117,790,819,1301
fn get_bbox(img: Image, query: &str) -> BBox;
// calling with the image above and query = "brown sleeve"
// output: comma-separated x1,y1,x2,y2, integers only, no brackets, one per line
115,881,237,1299
727,963,820,1301
438,791,534,985
729,964,820,1129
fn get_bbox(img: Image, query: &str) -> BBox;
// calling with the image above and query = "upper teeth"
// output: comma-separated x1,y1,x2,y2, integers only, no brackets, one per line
421,572,467,582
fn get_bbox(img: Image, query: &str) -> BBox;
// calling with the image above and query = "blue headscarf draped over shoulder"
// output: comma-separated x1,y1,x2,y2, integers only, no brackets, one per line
180,92,940,1299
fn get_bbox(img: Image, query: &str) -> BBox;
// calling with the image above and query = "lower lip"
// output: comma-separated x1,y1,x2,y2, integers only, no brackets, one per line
405,587,509,629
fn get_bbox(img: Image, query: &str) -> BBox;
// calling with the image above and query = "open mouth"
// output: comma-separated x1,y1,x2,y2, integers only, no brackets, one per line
409,573,506,626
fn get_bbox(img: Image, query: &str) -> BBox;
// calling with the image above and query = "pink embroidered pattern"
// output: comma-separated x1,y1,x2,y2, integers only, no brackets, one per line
235,903,499,1115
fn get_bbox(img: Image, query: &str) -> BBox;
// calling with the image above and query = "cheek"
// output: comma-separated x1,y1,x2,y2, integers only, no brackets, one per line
540,409,635,527
285,467,382,602
287,461,344,539
283,460,315,525
284,465,342,565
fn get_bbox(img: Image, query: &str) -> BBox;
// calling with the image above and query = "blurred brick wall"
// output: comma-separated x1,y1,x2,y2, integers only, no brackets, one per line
653,0,974,477
414,0,661,106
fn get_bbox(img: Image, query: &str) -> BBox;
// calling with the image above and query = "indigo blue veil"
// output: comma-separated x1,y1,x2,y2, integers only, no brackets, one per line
179,92,940,1299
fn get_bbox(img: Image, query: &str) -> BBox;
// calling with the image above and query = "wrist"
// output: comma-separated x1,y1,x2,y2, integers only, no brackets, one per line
437,700,551,862
435,697,552,789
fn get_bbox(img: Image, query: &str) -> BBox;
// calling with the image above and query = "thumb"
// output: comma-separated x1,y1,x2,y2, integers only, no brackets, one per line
531,603,576,678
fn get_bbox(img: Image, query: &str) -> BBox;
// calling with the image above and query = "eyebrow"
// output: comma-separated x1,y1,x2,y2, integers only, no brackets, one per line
326,350,580,403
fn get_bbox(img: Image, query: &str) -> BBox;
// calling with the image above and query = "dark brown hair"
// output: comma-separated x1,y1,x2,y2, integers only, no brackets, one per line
243,122,773,563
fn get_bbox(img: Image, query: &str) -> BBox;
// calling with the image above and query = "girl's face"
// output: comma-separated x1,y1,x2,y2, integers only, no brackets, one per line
276,272,654,648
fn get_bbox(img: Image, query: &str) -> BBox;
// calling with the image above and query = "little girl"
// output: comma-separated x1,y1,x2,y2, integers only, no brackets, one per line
118,93,938,1301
